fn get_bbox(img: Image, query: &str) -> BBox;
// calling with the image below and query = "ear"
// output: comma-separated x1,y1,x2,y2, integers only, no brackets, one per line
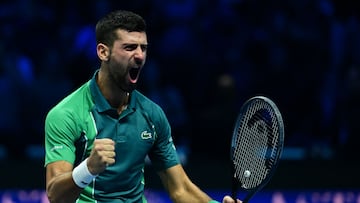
97,43,110,61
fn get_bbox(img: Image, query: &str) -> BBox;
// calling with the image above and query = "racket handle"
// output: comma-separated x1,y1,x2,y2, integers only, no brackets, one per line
231,176,238,201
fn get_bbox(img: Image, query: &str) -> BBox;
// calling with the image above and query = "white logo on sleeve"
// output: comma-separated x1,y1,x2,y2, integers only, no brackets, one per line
50,145,64,151
169,137,176,150
141,131,152,139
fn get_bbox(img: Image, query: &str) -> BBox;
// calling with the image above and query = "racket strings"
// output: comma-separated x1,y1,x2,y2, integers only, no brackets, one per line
233,101,281,189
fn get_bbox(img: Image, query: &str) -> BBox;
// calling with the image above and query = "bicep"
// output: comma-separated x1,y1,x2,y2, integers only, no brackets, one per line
46,161,73,190
45,161,84,202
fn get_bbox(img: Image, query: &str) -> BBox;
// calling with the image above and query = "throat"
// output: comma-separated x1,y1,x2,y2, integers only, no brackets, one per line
117,104,128,115
116,92,130,115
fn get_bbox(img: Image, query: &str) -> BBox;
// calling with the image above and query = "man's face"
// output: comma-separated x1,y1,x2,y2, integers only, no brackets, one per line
107,29,148,92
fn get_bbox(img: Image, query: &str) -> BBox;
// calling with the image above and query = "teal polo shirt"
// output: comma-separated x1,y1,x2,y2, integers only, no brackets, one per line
45,70,180,203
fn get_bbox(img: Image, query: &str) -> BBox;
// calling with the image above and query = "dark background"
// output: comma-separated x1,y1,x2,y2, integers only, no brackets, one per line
1,0,360,191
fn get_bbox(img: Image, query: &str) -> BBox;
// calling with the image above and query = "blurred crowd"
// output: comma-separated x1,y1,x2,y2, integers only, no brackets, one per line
1,0,360,161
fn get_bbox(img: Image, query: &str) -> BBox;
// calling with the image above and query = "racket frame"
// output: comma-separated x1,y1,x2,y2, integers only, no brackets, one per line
231,96,285,202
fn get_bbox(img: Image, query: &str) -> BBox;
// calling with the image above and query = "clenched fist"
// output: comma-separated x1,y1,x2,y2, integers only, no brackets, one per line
87,138,116,175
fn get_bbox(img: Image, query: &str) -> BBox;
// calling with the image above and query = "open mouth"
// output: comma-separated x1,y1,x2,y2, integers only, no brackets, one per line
129,67,140,83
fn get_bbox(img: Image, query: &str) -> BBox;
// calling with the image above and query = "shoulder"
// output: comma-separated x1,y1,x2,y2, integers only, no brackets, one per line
46,81,93,123
131,90,169,125
132,90,164,113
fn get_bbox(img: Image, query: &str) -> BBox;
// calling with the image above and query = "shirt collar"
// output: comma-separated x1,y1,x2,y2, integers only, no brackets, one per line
90,70,112,113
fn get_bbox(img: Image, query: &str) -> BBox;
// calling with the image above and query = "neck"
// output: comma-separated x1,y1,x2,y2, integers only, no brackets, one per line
97,68,130,112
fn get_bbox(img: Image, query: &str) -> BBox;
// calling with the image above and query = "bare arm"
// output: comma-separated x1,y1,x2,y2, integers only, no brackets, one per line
158,164,242,203
158,164,212,203
46,138,115,203
46,161,82,203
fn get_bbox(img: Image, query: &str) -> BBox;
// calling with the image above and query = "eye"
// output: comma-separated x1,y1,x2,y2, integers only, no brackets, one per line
124,44,148,52
125,44,137,51
140,45,148,52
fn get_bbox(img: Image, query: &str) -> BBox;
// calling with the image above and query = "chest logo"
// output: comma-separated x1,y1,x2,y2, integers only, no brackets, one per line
141,131,152,139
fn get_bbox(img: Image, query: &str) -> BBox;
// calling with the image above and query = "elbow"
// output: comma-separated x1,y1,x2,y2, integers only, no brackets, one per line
46,183,58,203
46,184,54,203
46,186,71,203
46,189,61,203
46,193,71,203
46,186,80,203
46,191,57,203
45,178,80,203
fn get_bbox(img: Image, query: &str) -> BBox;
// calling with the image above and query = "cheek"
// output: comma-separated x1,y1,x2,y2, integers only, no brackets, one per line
111,48,128,60
108,58,125,77
110,53,128,67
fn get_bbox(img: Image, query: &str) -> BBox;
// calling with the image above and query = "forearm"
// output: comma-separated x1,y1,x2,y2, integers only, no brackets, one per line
169,181,212,203
46,172,83,203
160,165,215,203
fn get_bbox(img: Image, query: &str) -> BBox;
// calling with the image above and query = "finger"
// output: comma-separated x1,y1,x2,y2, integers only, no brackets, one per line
95,138,115,145
223,196,241,203
101,144,115,151
101,151,116,159
106,158,116,166
93,140,115,152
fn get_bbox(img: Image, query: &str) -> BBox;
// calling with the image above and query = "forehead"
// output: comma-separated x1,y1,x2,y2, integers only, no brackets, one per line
115,29,147,44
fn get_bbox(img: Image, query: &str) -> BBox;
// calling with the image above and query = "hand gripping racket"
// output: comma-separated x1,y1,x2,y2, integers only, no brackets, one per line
231,96,284,202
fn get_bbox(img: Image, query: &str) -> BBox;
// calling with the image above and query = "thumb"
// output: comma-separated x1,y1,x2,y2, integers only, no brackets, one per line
223,195,242,203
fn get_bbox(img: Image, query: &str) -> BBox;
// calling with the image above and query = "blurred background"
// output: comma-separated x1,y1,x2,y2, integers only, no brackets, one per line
1,0,360,202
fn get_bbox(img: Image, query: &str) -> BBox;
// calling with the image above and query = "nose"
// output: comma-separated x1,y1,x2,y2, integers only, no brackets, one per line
134,47,146,65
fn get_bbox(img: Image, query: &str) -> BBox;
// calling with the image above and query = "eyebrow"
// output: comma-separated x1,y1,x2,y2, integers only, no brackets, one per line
121,43,148,50
122,43,148,46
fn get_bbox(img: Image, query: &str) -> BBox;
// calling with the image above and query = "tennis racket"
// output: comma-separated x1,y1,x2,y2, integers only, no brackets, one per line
231,96,284,203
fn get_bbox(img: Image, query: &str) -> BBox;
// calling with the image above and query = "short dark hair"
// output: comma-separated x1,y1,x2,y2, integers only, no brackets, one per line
95,10,146,46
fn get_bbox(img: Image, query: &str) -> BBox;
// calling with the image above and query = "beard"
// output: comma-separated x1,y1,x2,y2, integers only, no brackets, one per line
108,59,139,93
123,82,137,93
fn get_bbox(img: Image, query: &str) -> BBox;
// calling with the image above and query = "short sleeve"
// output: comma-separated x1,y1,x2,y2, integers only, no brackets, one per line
147,106,180,171
44,107,80,167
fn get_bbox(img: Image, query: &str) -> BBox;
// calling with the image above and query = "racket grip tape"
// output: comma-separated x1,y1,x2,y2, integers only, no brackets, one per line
231,175,238,201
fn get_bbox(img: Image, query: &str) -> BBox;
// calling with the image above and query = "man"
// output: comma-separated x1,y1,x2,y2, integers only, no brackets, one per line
44,10,241,203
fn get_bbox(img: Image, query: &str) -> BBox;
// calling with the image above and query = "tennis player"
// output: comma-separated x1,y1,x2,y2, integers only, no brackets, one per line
44,10,241,203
